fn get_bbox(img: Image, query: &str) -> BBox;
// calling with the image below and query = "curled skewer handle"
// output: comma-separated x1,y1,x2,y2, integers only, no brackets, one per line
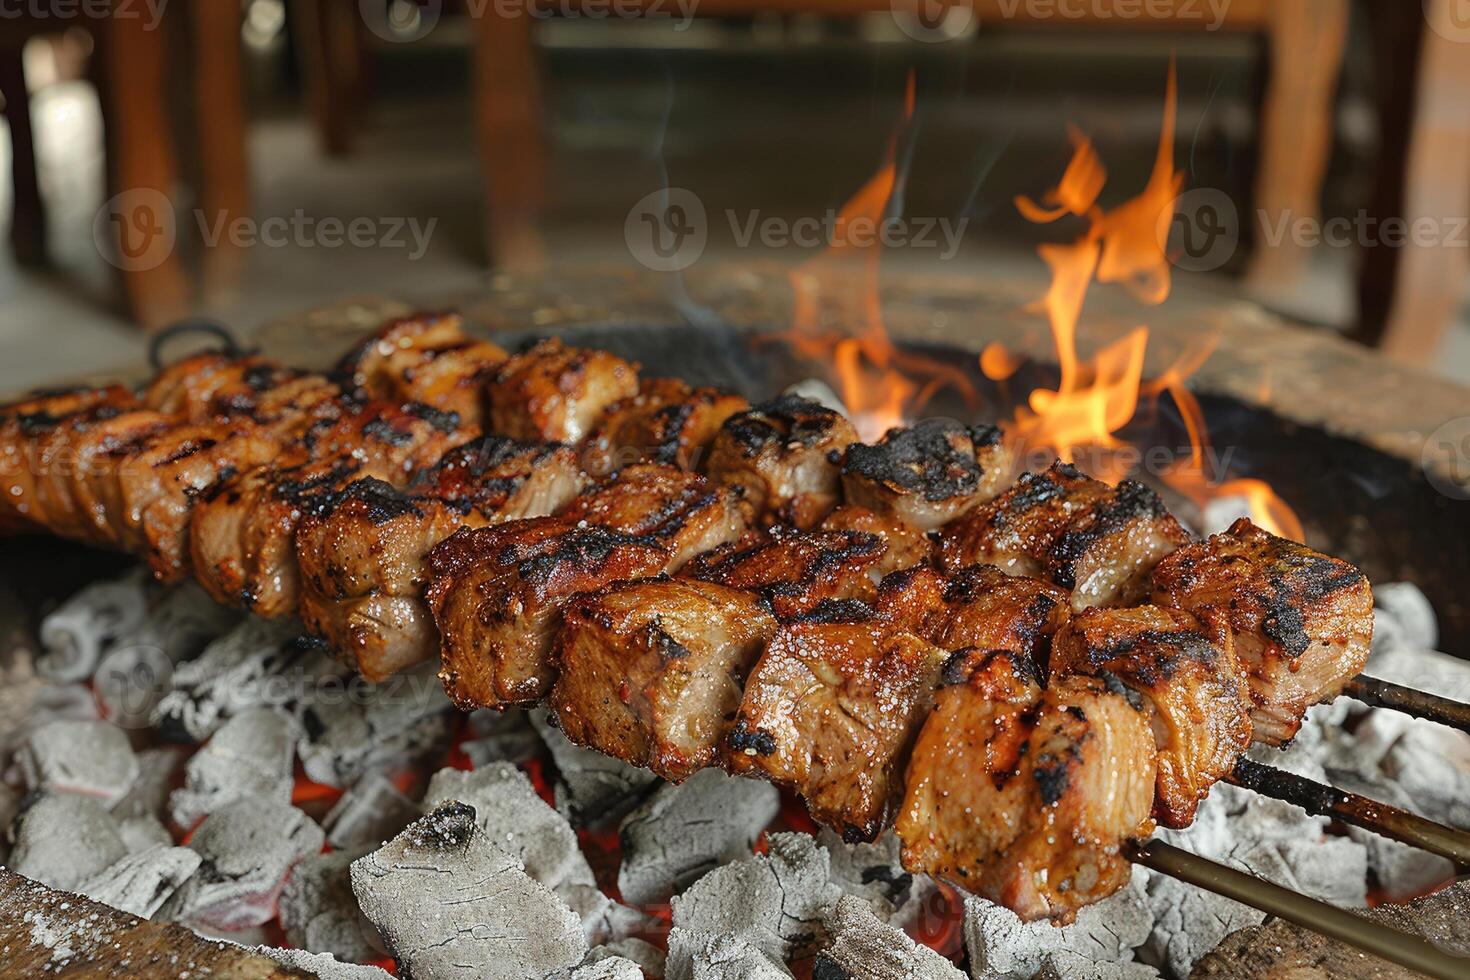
1227,756,1470,868
1345,674,1470,736
148,319,243,371
1126,838,1470,980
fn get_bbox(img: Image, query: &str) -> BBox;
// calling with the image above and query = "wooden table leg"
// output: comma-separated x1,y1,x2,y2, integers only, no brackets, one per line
0,45,46,267
473,8,547,271
296,0,363,158
192,0,251,299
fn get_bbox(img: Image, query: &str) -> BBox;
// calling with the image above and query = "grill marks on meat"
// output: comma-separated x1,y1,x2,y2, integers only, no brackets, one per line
841,420,1010,531
939,461,1190,609
335,313,507,425
0,386,137,530
582,377,749,477
819,505,932,576
487,337,639,442
898,653,1156,923
1150,517,1373,745
296,437,587,681
705,395,859,529
1052,605,1252,828
552,578,778,781
875,564,1069,664
681,528,886,621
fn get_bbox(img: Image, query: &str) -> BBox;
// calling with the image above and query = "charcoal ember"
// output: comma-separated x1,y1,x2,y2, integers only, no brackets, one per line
17,718,139,805
461,707,542,766
964,868,1154,980
119,814,174,853
665,931,789,980
8,792,128,890
561,882,660,945
617,769,779,905
1136,868,1263,979
550,957,645,980
350,801,589,980
529,708,659,828
113,745,186,821
169,706,297,828
1349,825,1455,901
818,895,964,980
163,797,325,932
423,763,595,892
2,681,98,756
36,570,150,682
76,844,201,919
257,947,394,980
280,849,379,964
669,831,842,975
592,939,666,979
816,828,935,929
1372,581,1438,652
151,617,330,742
299,663,453,789
323,771,421,851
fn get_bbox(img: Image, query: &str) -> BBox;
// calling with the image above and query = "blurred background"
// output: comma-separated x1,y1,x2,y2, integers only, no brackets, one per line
1,0,1468,391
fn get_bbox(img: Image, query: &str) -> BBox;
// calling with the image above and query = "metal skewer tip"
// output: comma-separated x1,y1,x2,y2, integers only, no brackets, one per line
1345,674,1470,736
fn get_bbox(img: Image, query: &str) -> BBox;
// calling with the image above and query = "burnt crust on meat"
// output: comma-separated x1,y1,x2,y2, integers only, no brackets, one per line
841,419,1011,531
582,377,748,477
681,527,886,620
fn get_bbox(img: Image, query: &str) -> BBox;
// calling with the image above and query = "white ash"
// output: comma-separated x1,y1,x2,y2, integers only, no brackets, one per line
151,617,330,743
322,771,421,852
461,707,543,766
667,931,790,980
1,681,98,759
550,956,646,980
965,868,1155,980
423,763,596,893
119,814,174,853
1371,582,1439,652
591,938,667,978
618,768,779,906
1135,867,1261,979
169,706,297,828
36,569,151,682
350,800,588,980
819,894,964,980
529,708,659,828
112,745,186,821
163,797,325,932
298,662,453,789
16,717,139,805
8,792,128,891
257,946,394,980
279,848,380,964
561,881,659,946
817,828,937,930
76,843,202,919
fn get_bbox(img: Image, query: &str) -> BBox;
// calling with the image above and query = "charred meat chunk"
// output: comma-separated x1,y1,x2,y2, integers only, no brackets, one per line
875,564,1068,662
681,528,886,621
486,337,639,443
581,378,749,477
898,654,1157,923
841,420,1010,531
334,312,506,423
705,394,858,529
726,620,948,841
1052,605,1252,827
938,462,1190,609
819,505,932,576
1150,518,1373,745
552,578,778,781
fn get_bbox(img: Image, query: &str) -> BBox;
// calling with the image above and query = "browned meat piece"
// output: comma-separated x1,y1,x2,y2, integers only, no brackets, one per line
898,653,1157,923
841,420,1011,531
1150,518,1373,745
141,352,304,421
560,464,746,571
486,337,639,442
705,395,858,529
819,505,931,576
681,528,886,621
875,563,1069,661
726,620,947,841
551,578,778,781
335,314,506,425
1052,605,1252,827
938,462,1190,609
581,378,749,477
296,437,587,681
427,520,671,708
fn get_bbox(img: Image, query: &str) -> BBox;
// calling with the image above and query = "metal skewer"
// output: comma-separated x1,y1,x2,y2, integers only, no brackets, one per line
1126,838,1470,980
1344,674,1470,736
1227,757,1470,868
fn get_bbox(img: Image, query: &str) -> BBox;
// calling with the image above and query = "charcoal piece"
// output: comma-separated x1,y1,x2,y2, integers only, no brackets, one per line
151,617,329,742
617,769,778,905
816,828,935,930
3,682,99,756
36,570,150,682
0,783,18,864
118,814,173,853
591,939,666,979
665,931,790,980
169,706,296,828
257,947,394,980
112,745,186,821
461,707,542,765
280,849,378,964
424,763,594,892
350,801,588,980
964,868,1154,980
561,882,659,945
299,663,453,789
164,797,325,932
8,792,128,891
1348,824,1456,901
77,844,201,919
323,771,421,851
529,708,659,827
16,718,139,805
669,832,842,973
1373,581,1438,651
818,895,964,980
1137,865,1261,979
551,957,644,980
